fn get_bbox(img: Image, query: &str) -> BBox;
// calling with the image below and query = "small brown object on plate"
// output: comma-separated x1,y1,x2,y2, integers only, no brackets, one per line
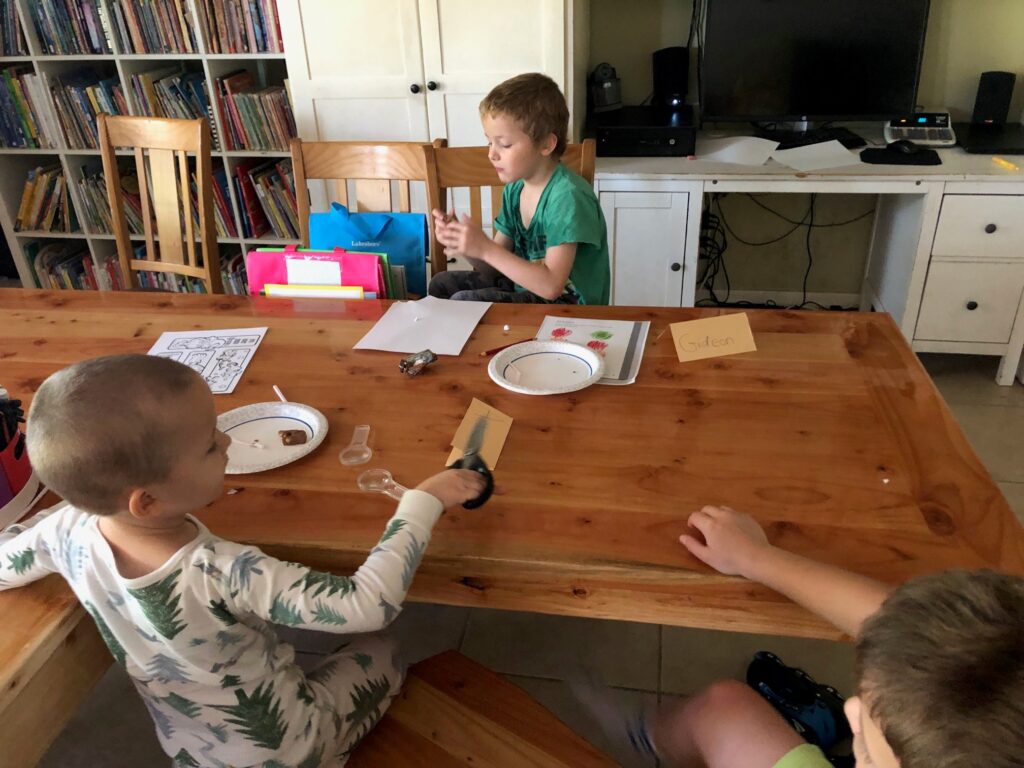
278,429,308,446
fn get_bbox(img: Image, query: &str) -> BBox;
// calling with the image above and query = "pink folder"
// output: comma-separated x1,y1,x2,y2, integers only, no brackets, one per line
246,246,385,296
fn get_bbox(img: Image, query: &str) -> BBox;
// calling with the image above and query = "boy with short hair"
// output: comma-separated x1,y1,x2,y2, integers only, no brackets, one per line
592,505,1023,767
429,72,610,305
0,354,485,768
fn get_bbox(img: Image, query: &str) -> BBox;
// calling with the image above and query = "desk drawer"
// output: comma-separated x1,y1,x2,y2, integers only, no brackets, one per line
916,260,1024,343
932,195,1024,259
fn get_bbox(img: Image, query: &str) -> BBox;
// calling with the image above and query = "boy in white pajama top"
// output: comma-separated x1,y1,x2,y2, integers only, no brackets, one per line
0,354,484,768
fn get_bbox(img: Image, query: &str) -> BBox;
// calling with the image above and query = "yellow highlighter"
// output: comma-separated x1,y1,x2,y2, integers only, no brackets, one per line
992,156,1020,171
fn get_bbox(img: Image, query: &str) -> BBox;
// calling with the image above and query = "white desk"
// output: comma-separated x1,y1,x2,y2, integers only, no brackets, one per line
594,144,1024,385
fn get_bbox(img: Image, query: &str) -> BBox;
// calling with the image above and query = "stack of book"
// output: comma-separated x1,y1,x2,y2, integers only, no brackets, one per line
14,165,78,233
214,70,295,151
189,164,237,238
108,0,198,54
196,0,283,54
0,66,61,148
220,250,248,295
25,241,124,290
233,158,298,239
50,70,127,149
75,168,145,235
1,1,26,55
28,0,110,55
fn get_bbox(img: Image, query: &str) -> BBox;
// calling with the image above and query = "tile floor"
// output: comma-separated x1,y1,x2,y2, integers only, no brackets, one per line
39,354,1024,767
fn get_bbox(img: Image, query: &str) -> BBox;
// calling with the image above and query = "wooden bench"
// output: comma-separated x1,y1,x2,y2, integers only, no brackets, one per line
349,651,616,767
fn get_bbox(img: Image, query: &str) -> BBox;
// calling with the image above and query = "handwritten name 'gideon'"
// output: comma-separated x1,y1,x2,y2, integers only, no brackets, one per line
678,333,735,352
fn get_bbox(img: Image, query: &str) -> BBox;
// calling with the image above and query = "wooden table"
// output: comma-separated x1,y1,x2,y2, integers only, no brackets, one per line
1,289,1021,766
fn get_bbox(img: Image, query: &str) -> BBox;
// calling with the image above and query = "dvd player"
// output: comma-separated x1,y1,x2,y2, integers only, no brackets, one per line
590,105,696,157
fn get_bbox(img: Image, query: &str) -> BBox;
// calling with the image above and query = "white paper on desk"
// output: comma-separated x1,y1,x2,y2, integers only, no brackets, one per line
771,141,861,172
696,136,779,165
354,296,491,356
147,327,268,394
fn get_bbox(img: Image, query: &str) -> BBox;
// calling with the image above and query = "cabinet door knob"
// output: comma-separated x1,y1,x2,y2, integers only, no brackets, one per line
410,83,422,94
447,257,457,264
427,81,439,91
984,223,997,234
670,262,681,272
966,300,979,310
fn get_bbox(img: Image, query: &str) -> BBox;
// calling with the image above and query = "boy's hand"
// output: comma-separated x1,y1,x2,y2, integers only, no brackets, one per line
415,469,487,510
433,214,490,260
680,506,772,577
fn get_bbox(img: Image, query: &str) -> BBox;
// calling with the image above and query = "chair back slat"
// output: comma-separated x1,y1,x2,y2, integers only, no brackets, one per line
98,114,221,292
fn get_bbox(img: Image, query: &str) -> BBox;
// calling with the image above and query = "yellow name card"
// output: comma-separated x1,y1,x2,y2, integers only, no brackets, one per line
670,313,757,363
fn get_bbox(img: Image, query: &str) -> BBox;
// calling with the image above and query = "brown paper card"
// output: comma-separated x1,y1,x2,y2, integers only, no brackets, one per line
670,313,757,363
447,398,513,469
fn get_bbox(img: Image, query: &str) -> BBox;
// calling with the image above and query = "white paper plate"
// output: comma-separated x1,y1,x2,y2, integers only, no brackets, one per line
488,340,605,395
218,402,328,474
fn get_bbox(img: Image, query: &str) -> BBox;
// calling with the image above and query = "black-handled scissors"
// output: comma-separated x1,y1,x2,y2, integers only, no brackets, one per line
448,416,494,509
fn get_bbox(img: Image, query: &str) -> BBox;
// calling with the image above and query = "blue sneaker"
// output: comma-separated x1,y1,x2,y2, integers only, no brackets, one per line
746,651,851,752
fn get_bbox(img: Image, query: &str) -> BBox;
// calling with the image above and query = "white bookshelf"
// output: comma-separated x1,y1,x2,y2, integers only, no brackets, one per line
0,0,294,291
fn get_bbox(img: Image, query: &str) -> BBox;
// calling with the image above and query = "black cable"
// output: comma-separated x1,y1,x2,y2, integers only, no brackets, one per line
744,194,875,228
799,193,816,307
717,195,811,246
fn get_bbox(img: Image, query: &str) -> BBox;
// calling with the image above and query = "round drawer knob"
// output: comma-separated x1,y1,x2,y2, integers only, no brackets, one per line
410,83,422,94
966,301,979,311
670,262,682,272
427,81,439,91
984,223,997,234
447,257,457,264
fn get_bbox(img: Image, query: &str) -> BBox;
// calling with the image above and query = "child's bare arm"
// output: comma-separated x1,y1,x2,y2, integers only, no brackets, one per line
681,506,891,638
433,213,574,299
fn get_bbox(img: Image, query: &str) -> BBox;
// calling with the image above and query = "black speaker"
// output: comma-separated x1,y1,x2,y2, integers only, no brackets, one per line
971,71,1016,125
652,46,688,110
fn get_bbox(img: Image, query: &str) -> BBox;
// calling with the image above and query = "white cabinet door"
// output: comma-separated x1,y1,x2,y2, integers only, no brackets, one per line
418,0,566,146
280,0,429,141
600,191,689,307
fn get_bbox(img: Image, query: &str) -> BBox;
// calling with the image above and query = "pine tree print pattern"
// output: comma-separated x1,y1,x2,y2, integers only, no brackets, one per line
229,550,265,590
290,570,356,599
312,600,347,627
173,748,200,767
345,675,393,745
147,653,192,683
269,594,304,626
6,547,34,574
208,598,238,625
84,601,127,666
215,681,289,750
128,569,187,639
401,536,427,592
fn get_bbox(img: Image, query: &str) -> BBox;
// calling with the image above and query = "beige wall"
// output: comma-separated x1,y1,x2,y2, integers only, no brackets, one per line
589,0,1024,295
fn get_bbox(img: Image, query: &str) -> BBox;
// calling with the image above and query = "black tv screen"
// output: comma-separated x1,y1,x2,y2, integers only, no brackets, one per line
701,0,931,122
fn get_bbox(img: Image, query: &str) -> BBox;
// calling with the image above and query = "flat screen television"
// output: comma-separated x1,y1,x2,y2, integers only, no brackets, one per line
700,0,931,123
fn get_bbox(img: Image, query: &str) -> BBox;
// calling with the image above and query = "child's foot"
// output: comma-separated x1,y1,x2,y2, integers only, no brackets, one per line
569,681,659,760
746,651,851,751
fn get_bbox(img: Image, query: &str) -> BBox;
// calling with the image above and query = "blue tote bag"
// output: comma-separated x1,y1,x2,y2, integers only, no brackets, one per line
309,203,428,296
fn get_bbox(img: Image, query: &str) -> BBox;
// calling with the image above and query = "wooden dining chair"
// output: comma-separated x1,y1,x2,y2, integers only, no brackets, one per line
289,138,443,256
348,651,616,767
98,114,222,293
424,138,596,275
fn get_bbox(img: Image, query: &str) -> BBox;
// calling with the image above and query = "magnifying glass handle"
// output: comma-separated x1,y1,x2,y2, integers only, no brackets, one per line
451,453,494,509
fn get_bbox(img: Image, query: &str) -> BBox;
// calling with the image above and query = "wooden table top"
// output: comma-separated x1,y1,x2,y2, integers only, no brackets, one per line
1,288,1021,708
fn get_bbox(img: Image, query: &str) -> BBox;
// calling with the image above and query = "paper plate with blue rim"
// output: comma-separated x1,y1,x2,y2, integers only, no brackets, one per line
488,340,605,395
218,402,328,474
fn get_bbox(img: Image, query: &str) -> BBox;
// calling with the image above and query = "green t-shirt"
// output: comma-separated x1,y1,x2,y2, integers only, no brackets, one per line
493,163,610,305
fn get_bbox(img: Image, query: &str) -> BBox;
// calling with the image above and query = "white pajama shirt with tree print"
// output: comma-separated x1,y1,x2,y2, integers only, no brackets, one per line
0,490,444,767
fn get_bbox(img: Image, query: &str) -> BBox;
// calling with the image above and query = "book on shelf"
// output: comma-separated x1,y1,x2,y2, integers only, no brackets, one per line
108,0,197,54
0,66,61,149
1,1,26,55
214,70,296,151
76,167,145,236
129,66,221,151
50,70,127,149
188,164,237,238
196,0,283,54
25,241,123,290
249,158,298,239
28,0,110,55
15,165,78,233
220,250,248,295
